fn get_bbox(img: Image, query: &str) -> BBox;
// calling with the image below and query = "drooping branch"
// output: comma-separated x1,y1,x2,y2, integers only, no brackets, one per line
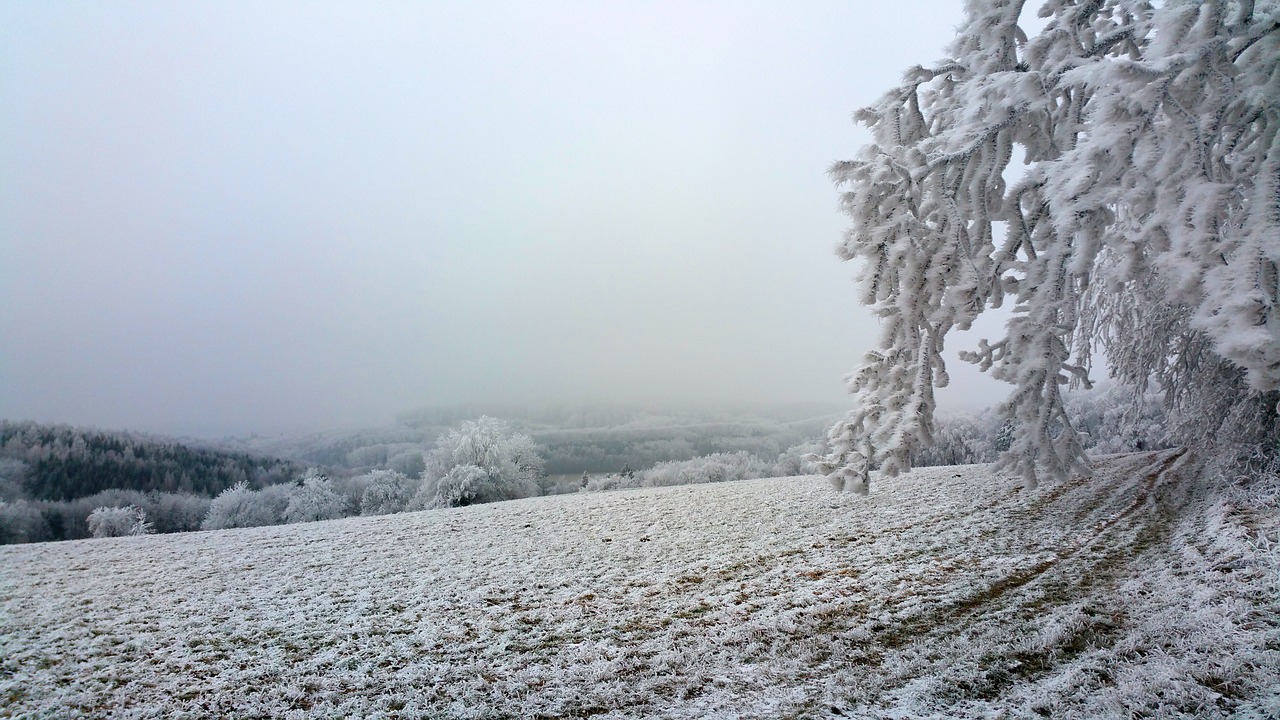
823,0,1280,493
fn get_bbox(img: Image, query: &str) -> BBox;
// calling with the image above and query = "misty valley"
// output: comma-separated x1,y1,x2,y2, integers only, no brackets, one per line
0,390,1167,544
0,404,831,542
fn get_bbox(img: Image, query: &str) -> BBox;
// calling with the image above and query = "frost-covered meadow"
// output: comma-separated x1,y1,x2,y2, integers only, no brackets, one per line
3,450,1278,718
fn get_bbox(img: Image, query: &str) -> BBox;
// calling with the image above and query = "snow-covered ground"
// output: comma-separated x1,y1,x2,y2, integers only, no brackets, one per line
2,451,1277,718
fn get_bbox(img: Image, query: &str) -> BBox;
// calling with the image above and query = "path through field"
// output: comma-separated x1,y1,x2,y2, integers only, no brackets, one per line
2,451,1277,718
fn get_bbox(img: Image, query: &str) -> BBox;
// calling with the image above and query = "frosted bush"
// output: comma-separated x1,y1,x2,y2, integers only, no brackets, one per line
772,441,823,477
146,492,212,534
282,470,348,523
1066,387,1171,455
386,449,427,479
0,500,49,544
202,482,278,530
912,411,1001,468
582,472,640,493
909,386,1171,469
256,483,296,521
579,451,796,493
416,464,489,508
417,417,545,508
641,452,771,488
87,505,153,538
358,469,416,516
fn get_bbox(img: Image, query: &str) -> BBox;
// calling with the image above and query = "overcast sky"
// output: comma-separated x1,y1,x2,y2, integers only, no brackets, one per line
1,1,1001,437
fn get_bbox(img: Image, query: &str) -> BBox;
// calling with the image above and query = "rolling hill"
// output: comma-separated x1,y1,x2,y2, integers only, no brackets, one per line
1,451,1276,718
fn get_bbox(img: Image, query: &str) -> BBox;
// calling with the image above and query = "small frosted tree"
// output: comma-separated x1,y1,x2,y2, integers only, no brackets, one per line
821,0,1280,490
147,492,212,534
202,481,277,530
358,469,415,516
414,464,490,508
773,441,824,477
0,500,49,544
640,451,772,487
87,505,153,538
415,417,545,508
283,469,348,523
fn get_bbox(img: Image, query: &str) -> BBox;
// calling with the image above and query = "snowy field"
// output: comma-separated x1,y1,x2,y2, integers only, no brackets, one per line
2,450,1278,719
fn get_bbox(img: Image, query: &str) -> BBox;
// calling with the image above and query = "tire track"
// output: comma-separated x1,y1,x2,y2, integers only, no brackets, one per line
873,449,1189,650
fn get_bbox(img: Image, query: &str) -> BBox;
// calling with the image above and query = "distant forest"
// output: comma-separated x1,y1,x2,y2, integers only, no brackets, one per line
0,392,1171,545
0,421,302,501
0,406,841,544
401,402,842,475
224,402,843,476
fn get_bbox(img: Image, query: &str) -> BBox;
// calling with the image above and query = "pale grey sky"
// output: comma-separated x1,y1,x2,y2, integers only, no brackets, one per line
1,1,995,437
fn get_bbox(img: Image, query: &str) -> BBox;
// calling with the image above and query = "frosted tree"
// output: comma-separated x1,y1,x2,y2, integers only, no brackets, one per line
358,469,416,516
414,464,492,508
0,500,49,544
282,469,349,523
821,0,1279,490
414,417,545,508
87,505,154,538
202,481,277,530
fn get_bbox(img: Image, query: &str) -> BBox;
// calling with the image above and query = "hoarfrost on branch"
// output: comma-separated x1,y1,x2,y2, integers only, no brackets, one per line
820,0,1280,489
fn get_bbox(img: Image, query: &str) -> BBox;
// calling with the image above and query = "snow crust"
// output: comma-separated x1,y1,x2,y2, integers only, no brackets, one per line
2,451,1277,718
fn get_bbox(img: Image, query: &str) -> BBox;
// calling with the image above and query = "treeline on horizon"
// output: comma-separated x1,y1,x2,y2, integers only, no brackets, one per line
235,402,844,476
0,406,842,544
0,421,308,543
0,421,302,500
0,390,1170,545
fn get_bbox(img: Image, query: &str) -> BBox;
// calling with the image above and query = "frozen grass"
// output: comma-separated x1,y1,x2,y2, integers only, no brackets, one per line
2,450,1277,718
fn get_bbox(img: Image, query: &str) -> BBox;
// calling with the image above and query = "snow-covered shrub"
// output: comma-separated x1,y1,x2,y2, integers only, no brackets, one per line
358,469,415,516
773,441,823,477
282,469,348,523
416,417,545,508
256,483,296,521
641,451,771,488
87,505,153,538
582,472,640,493
414,464,490,509
344,444,390,469
580,450,799,493
146,492,212,534
0,500,49,544
386,449,426,479
1,490,210,543
1066,386,1171,455
328,472,374,511
912,411,1001,468
0,458,28,502
202,482,279,530
637,461,683,489
908,387,1171,469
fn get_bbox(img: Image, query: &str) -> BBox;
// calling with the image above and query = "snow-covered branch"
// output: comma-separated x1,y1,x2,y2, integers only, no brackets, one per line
825,0,1280,490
